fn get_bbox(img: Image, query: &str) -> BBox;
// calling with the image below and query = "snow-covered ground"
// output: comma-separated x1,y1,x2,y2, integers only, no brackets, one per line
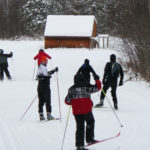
0,40,150,150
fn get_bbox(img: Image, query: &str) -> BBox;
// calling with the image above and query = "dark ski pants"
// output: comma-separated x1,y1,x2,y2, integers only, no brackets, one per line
37,86,51,114
74,112,95,147
100,79,118,105
0,65,11,80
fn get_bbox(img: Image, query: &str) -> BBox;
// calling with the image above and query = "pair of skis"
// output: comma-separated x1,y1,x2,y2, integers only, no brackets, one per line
85,132,120,148
40,118,61,122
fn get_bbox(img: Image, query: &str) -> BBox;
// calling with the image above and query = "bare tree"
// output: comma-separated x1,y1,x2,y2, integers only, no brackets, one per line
118,0,150,82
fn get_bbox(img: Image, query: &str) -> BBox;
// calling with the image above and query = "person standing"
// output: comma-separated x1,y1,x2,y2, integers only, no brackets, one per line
65,73,101,150
95,54,124,110
76,59,97,84
34,49,51,66
37,56,58,120
0,49,13,80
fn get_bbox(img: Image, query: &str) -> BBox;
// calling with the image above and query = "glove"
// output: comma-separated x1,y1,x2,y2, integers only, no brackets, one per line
10,52,13,56
94,75,99,80
55,67,58,72
119,80,123,86
102,78,106,85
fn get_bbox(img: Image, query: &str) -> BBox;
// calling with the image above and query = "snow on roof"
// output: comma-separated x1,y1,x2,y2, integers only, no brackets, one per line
44,15,96,37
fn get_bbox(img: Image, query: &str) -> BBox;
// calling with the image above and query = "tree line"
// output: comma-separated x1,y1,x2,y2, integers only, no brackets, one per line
0,0,150,82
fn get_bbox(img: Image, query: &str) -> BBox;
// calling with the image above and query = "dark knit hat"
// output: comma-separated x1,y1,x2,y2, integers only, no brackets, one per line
84,59,89,65
0,49,4,54
74,73,85,85
110,54,116,62
39,49,44,53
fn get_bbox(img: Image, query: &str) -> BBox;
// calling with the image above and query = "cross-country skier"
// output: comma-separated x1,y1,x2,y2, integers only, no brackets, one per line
0,49,13,80
95,54,124,110
37,56,58,120
34,49,51,66
65,72,101,150
76,59,97,84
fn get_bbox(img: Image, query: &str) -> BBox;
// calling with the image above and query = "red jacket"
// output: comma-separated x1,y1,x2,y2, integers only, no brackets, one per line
65,80,101,115
34,51,51,66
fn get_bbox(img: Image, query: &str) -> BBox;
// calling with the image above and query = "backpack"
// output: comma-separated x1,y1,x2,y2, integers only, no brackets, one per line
111,62,120,77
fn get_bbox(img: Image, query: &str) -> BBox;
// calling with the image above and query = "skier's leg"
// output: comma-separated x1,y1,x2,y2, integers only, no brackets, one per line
45,89,53,120
111,81,118,109
38,89,45,120
4,66,11,80
74,115,85,148
0,66,3,80
95,82,110,107
45,88,51,113
85,112,95,143
0,65,4,80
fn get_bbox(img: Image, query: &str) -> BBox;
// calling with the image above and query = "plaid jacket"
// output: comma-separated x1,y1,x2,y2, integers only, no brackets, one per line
65,80,101,115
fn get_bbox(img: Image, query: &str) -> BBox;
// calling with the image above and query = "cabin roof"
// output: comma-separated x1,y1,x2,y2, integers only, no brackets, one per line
44,15,96,37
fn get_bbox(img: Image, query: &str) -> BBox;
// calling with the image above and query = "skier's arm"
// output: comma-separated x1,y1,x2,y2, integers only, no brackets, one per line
65,89,72,105
87,76,102,93
119,65,124,85
76,66,82,74
34,54,38,60
102,63,109,84
90,66,97,76
44,53,51,59
4,52,13,58
48,67,58,75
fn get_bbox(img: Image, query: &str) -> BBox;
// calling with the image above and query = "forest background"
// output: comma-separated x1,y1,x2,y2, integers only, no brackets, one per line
0,0,150,82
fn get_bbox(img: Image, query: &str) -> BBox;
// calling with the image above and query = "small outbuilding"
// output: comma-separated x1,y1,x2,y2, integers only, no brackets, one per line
44,15,97,48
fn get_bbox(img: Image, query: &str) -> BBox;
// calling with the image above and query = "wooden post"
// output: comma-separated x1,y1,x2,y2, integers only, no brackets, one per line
103,37,105,48
98,37,100,48
107,37,109,48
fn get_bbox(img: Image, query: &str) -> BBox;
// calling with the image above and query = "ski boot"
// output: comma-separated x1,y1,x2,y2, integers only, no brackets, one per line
47,113,54,120
95,99,104,108
87,139,97,144
39,113,45,121
76,146,88,150
114,103,118,110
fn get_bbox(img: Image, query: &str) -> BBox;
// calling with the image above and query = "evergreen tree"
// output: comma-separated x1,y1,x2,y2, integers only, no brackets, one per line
21,0,63,35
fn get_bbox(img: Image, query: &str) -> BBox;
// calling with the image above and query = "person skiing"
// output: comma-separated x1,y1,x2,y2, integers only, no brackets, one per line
0,49,13,80
95,54,124,110
37,56,58,120
34,49,51,66
76,59,97,84
65,72,101,150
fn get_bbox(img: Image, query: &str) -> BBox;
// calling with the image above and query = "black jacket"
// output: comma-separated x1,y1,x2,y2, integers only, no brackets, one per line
0,53,13,64
77,64,96,81
103,62,124,83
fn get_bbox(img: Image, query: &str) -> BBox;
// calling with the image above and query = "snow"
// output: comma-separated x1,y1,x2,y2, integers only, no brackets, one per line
0,40,150,150
44,15,95,37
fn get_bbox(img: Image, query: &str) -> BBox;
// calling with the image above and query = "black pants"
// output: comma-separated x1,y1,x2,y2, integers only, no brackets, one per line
100,78,118,105
0,64,11,80
74,112,95,147
37,85,51,114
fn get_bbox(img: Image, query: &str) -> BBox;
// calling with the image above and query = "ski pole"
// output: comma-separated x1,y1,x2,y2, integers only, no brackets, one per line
50,59,57,80
11,57,15,78
117,77,132,86
102,89,123,127
123,77,132,84
61,106,71,150
19,95,37,121
32,61,36,80
50,59,54,70
56,72,62,119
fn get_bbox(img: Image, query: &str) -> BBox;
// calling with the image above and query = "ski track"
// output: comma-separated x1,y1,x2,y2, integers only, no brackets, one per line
0,117,25,150
0,41,150,150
